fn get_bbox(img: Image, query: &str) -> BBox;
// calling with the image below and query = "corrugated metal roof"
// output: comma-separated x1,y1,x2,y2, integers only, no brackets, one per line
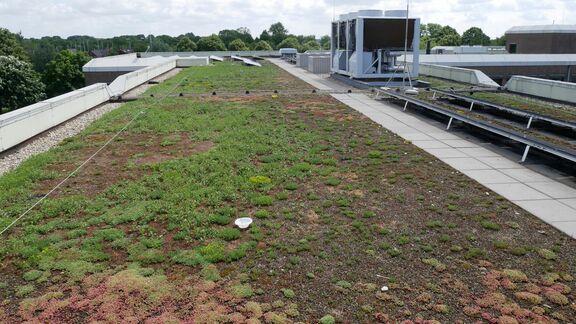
506,25,576,34
406,54,576,67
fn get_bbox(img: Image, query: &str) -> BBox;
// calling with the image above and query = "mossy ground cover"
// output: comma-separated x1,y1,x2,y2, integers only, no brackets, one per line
0,62,575,323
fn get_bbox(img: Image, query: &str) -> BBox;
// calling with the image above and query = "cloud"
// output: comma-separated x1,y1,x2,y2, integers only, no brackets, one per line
0,0,573,38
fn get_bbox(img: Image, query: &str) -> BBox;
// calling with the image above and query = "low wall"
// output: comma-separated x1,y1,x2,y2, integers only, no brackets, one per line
140,51,280,58
0,84,110,152
108,60,177,96
177,57,210,67
505,76,576,104
415,63,499,87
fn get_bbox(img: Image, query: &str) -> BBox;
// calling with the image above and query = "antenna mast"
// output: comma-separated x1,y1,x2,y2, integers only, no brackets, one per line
333,0,336,21
403,0,413,88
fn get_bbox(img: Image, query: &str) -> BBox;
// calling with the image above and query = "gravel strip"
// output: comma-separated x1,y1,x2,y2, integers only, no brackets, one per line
0,68,183,177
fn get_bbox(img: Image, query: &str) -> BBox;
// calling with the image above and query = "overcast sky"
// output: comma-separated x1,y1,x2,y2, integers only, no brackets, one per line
1,0,575,39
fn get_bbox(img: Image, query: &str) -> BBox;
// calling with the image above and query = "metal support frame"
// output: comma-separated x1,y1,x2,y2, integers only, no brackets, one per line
432,92,436,100
377,49,383,74
432,88,576,131
377,88,576,164
403,100,409,111
521,145,531,163
526,116,533,129
469,102,475,111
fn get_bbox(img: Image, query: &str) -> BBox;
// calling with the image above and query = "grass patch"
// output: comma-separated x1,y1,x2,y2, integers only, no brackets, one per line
252,195,274,206
23,270,44,281
281,288,296,298
230,284,253,298
216,228,241,241
481,220,500,231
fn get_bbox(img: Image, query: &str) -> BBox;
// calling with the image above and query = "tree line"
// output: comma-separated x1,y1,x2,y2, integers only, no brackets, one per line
0,28,90,114
421,24,505,48
1,22,504,114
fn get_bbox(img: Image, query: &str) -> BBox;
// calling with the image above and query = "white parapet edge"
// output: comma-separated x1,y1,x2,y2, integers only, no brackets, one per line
414,63,500,88
505,76,576,104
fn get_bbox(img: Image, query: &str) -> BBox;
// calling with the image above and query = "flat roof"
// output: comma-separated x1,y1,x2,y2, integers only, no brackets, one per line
506,25,576,34
408,54,576,67
82,53,201,73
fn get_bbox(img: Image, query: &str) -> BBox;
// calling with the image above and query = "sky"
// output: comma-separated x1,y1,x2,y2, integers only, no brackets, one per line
1,0,575,39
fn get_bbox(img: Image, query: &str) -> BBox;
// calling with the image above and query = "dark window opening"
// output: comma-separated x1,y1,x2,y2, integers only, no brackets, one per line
363,19,416,51
509,43,517,54
349,20,356,52
338,22,347,50
332,23,338,50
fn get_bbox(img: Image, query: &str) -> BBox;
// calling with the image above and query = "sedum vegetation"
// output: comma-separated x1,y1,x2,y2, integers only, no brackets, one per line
0,62,574,322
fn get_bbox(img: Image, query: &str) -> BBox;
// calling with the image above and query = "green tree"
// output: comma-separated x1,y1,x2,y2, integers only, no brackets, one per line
42,50,90,97
426,23,444,40
491,35,506,46
259,30,272,44
461,27,491,46
320,35,331,50
277,37,300,51
420,23,462,48
219,28,254,47
196,35,227,51
269,22,288,45
420,24,432,50
438,34,461,46
27,40,57,72
182,32,200,43
437,26,461,46
301,40,321,52
176,37,197,51
253,40,273,51
149,36,172,52
228,39,250,51
0,28,29,61
0,56,45,113
156,35,178,48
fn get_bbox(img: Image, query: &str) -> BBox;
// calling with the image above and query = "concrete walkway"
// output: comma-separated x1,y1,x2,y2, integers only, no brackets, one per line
270,59,576,239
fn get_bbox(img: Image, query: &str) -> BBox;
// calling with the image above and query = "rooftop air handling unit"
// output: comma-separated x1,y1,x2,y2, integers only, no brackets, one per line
331,9,420,86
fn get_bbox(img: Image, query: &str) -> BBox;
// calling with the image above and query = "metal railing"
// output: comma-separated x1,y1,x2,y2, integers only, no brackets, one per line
376,88,576,164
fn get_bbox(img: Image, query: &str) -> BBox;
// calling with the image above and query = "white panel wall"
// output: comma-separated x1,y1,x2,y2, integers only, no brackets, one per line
140,51,279,58
0,84,110,152
415,63,499,87
108,60,177,96
177,57,209,67
505,76,576,104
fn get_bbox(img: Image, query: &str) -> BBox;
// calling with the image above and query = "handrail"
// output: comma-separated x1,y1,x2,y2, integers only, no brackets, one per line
432,88,576,131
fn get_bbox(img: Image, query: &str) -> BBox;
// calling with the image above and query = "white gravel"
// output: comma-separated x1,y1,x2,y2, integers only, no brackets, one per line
0,68,183,177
